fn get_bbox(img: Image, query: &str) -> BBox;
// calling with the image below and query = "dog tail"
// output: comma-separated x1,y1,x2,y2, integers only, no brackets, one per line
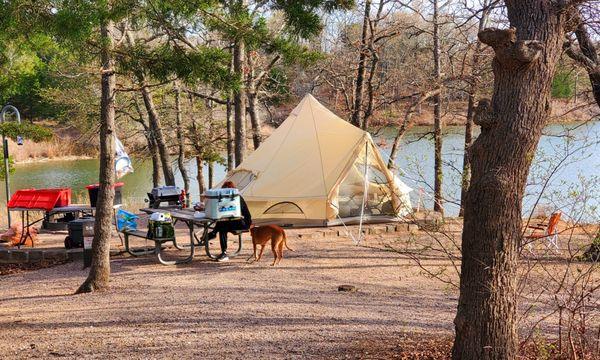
283,230,294,251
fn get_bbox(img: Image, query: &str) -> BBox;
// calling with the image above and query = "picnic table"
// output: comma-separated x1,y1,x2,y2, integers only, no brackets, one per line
121,208,245,265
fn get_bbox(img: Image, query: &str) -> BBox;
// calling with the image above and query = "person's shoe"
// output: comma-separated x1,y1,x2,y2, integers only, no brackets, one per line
217,253,229,262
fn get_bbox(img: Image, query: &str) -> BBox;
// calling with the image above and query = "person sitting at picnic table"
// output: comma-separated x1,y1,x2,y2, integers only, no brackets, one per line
207,180,252,262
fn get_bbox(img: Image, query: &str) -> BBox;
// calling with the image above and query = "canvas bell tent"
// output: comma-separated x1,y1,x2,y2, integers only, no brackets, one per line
223,94,412,227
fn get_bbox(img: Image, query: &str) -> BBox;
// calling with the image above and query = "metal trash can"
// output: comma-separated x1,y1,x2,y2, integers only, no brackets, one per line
65,217,95,249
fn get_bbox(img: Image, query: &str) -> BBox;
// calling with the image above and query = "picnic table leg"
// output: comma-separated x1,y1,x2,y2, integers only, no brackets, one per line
123,233,156,257
172,236,186,250
203,223,219,260
156,223,195,265
17,211,32,248
229,233,243,257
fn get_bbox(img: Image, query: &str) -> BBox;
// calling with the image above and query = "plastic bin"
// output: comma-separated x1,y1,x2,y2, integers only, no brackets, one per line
65,217,95,249
86,182,124,207
8,188,71,211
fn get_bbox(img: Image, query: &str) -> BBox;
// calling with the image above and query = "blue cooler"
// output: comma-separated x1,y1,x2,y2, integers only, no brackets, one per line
204,189,241,220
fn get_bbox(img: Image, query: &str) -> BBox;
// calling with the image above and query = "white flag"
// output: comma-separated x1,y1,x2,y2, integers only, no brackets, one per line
115,136,134,178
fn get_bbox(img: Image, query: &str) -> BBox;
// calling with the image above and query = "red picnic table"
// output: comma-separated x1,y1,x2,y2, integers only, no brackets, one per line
7,188,71,247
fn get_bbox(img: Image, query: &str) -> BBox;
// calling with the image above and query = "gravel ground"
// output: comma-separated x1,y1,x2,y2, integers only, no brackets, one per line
0,234,457,359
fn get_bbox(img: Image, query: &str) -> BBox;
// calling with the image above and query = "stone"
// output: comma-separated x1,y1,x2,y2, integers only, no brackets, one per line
298,232,322,240
43,249,67,262
0,250,11,263
11,250,29,263
408,224,420,234
338,285,357,292
370,226,387,235
28,250,43,262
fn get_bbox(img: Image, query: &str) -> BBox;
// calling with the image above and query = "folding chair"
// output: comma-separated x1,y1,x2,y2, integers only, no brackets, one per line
524,211,562,253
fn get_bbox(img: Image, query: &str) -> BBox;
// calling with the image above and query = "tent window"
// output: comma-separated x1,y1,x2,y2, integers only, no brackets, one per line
355,162,388,185
337,146,395,218
227,170,255,191
263,202,304,215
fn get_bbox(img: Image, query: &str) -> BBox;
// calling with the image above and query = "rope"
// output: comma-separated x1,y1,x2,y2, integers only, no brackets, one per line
355,142,369,245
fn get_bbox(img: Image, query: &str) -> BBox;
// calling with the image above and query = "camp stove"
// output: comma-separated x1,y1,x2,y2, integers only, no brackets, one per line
147,186,182,208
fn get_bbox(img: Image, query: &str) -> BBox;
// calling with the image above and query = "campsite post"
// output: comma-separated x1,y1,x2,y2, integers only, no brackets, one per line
0,105,22,227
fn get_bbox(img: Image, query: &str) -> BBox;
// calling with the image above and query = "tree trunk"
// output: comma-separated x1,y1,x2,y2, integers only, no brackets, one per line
76,20,116,294
174,84,190,204
196,157,205,194
140,83,175,186
432,0,443,215
361,0,384,131
565,18,600,107
226,97,234,171
246,51,262,150
132,95,162,187
126,31,175,186
350,0,371,128
248,91,262,149
388,89,441,170
363,51,379,130
233,1,248,166
459,4,490,217
148,135,162,187
459,93,475,217
452,3,568,358
208,161,214,189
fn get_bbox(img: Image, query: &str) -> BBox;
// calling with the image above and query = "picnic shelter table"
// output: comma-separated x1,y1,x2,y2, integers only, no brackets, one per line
122,208,244,265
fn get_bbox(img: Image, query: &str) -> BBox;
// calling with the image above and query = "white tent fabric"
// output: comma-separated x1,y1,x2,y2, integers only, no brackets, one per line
224,94,412,227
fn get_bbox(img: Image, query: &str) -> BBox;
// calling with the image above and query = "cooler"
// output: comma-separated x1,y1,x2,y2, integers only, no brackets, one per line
204,188,241,220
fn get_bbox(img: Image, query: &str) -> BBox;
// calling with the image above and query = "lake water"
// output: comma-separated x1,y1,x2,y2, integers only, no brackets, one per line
2,121,599,222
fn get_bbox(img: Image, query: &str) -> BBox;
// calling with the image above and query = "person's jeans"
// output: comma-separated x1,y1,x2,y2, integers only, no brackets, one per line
219,231,228,254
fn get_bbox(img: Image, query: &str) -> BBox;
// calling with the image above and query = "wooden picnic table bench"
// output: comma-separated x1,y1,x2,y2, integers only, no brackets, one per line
122,208,247,265
122,228,194,265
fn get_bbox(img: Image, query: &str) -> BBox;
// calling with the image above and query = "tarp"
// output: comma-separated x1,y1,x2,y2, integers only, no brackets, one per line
224,94,412,227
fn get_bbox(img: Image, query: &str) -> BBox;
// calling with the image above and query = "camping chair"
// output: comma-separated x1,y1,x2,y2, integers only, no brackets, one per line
524,211,561,253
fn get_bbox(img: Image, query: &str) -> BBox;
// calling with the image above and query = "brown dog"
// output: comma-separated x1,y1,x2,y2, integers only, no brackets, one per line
247,225,293,266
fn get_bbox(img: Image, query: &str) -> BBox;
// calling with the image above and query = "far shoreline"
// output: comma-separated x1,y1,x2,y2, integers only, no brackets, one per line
15,155,94,165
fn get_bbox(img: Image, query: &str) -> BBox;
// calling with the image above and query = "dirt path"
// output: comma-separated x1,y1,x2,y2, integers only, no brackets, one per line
0,235,457,359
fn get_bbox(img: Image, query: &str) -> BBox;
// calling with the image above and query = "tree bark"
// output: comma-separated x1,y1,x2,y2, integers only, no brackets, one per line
174,84,190,204
148,136,162,188
208,161,214,189
125,31,175,186
196,157,205,195
350,0,372,128
226,97,234,171
459,92,475,217
76,19,116,294
233,0,248,166
140,82,175,186
432,0,444,215
248,90,262,150
565,18,600,107
452,3,568,358
246,51,262,150
132,95,162,187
